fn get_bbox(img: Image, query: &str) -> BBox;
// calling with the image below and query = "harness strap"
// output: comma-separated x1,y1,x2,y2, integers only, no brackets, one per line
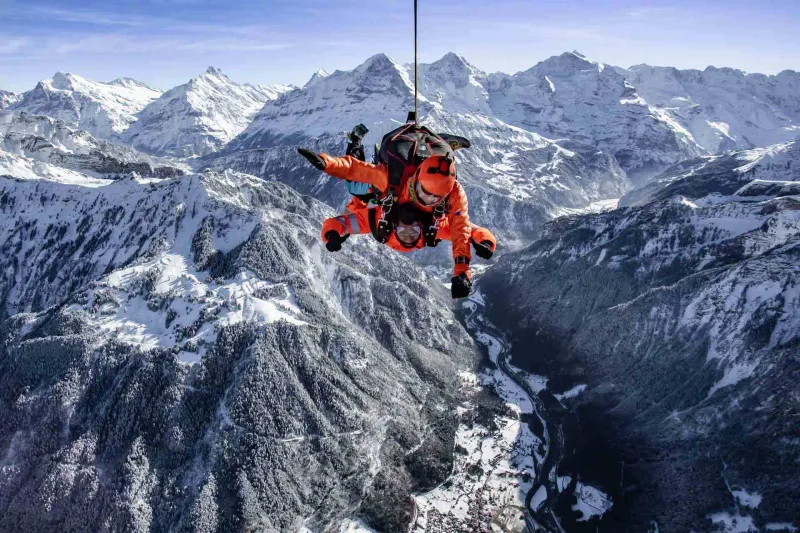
368,205,392,243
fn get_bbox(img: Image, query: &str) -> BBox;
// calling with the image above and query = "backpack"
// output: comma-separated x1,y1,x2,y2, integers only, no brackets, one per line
370,123,471,242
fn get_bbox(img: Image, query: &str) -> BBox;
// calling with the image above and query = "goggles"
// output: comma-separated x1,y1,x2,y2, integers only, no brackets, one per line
395,222,422,241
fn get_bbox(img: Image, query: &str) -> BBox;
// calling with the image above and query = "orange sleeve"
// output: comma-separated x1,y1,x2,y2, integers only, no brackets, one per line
319,154,389,192
436,220,452,242
470,225,496,251
446,182,472,276
320,210,372,242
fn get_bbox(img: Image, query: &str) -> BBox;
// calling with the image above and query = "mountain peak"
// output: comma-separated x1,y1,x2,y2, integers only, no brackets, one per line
51,71,78,90
355,53,398,73
530,51,601,75
202,66,229,80
304,68,330,88
108,77,157,91
429,52,478,72
440,52,466,63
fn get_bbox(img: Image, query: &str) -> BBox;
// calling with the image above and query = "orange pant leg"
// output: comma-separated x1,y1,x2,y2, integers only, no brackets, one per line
345,196,369,213
320,210,372,243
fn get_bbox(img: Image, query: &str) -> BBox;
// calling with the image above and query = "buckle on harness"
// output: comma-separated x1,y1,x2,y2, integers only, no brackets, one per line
375,192,395,243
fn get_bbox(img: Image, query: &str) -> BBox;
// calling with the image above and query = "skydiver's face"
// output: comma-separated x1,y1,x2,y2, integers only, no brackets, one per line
395,221,421,245
415,179,443,206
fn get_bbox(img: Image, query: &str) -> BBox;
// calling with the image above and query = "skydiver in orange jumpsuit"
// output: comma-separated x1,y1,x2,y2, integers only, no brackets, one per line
297,148,479,298
320,202,497,259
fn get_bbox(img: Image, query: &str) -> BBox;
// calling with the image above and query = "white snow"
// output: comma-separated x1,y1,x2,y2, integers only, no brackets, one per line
708,362,759,398
766,523,799,531
123,67,292,157
567,479,613,522
338,518,378,532
731,488,762,509
708,512,758,533
13,72,161,139
555,384,587,401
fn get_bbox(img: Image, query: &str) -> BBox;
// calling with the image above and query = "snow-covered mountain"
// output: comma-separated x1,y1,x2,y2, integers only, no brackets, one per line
208,53,630,246
626,64,800,154
1,111,184,179
10,73,161,140
621,139,800,206
0,153,488,531
479,142,800,531
487,52,704,182
0,90,19,109
123,67,293,158
3,51,800,533
225,54,421,148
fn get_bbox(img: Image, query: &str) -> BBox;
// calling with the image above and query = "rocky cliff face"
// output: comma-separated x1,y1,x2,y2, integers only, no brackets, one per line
487,52,704,182
0,162,480,532
478,150,800,531
122,67,293,158
621,139,800,207
206,53,630,246
1,111,184,179
10,73,161,140
0,90,19,109
626,64,800,154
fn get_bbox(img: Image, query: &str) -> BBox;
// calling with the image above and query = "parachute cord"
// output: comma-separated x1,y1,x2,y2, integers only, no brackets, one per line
414,0,418,125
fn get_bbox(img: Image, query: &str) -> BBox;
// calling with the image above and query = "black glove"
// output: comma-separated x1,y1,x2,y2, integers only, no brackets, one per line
324,230,348,252
298,148,325,170
451,273,472,299
473,239,494,260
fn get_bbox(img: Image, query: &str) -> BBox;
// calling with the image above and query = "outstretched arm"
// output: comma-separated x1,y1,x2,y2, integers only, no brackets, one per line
446,183,473,278
437,221,497,260
298,149,389,192
319,154,389,192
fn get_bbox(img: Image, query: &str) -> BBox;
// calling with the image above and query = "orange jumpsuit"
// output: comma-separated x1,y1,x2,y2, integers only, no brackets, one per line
320,154,473,277
321,206,497,255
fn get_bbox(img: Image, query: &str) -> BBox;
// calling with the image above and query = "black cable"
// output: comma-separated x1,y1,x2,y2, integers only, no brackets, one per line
414,0,418,125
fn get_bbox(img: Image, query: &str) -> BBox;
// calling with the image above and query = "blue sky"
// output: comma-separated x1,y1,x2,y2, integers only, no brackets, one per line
1,0,799,93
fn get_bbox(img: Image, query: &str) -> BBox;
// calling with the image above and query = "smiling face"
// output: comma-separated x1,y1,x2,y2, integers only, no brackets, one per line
395,220,422,245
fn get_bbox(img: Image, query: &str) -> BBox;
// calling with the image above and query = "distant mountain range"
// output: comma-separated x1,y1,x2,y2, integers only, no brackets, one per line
0,51,798,532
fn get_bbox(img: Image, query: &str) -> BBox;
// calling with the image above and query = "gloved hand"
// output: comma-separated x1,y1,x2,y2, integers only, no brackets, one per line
298,148,325,171
451,273,472,299
324,230,348,252
473,239,494,260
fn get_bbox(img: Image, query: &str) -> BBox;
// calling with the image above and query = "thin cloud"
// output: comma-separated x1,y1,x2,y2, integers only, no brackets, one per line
0,38,28,54
499,22,634,47
52,34,291,55
9,5,267,36
627,7,675,19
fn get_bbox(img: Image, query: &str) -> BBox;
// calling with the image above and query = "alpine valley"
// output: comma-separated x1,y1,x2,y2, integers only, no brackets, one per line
0,52,798,532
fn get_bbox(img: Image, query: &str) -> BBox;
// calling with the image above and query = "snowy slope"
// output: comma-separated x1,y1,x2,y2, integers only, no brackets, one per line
480,167,800,531
224,53,421,150
11,72,161,140
0,157,484,531
621,139,800,206
209,53,629,245
626,64,800,154
416,52,492,115
123,67,293,157
1,111,184,179
0,90,19,109
487,52,704,181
